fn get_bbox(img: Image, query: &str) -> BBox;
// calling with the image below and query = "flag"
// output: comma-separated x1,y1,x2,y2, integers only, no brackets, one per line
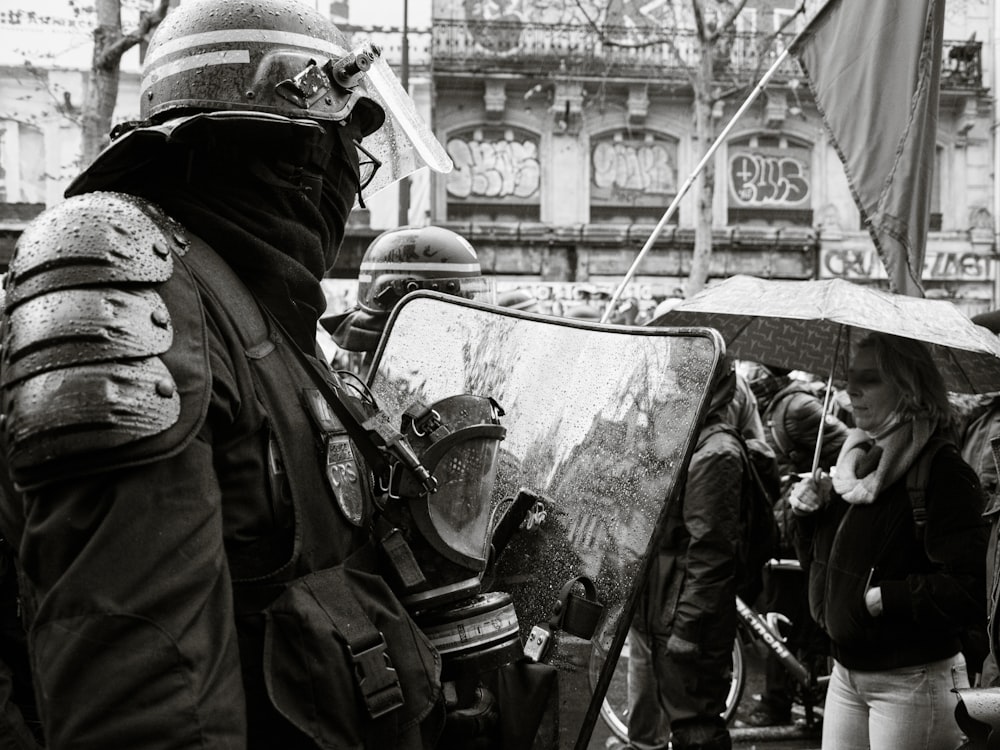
790,0,944,297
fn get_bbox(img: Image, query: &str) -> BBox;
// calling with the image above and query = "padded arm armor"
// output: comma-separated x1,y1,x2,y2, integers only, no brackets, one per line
0,192,203,488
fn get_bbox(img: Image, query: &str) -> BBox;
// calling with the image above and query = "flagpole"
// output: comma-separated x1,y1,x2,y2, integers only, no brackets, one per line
601,0,835,324
601,47,793,323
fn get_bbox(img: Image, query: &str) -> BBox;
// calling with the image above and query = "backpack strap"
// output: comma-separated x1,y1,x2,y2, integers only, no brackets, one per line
696,421,730,449
906,436,950,540
763,385,810,465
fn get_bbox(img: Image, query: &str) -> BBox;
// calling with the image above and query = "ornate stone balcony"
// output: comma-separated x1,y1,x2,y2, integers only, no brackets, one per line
429,19,983,92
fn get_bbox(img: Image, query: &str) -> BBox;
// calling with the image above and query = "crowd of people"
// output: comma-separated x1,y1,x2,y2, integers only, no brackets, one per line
620,332,1000,750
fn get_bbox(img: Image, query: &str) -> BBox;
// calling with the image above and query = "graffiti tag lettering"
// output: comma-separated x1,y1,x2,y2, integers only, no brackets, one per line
729,151,809,206
447,135,541,200
592,140,676,195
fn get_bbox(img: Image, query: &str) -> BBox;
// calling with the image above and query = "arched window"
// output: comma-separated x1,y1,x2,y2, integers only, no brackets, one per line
727,133,813,227
444,126,541,222
590,130,679,224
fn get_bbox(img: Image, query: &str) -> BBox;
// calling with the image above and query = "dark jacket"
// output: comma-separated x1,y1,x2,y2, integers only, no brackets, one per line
756,379,849,477
792,441,987,671
639,415,743,649
1,195,441,749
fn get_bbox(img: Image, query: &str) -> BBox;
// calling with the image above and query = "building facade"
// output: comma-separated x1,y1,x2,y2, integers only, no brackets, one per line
0,0,995,321
422,0,994,320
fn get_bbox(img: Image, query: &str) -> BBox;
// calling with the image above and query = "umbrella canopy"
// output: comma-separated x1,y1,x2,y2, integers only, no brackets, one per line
654,275,1000,394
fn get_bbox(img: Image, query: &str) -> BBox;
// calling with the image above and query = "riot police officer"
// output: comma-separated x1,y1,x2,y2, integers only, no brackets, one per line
322,224,491,365
0,0,452,747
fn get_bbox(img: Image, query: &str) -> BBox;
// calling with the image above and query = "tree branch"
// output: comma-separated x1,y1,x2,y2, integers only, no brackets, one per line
95,0,170,69
692,0,707,39
754,1,807,60
21,61,81,125
717,0,750,40
570,0,697,87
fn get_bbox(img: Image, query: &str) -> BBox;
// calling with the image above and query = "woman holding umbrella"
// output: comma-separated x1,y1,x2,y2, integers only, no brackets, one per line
788,332,987,750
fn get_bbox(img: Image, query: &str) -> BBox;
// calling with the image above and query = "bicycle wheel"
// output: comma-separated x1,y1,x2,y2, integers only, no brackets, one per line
590,629,745,743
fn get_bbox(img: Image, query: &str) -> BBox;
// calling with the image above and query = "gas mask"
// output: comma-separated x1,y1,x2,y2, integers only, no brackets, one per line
378,393,507,611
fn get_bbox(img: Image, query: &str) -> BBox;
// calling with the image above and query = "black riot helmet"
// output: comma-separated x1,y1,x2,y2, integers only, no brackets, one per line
139,0,384,133
357,227,491,315
67,0,451,201
321,227,491,355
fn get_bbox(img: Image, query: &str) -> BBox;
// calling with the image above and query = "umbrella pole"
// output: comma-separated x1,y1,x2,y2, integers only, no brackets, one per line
812,326,843,478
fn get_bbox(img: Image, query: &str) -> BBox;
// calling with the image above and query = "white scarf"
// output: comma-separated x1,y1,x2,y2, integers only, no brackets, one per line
831,415,935,504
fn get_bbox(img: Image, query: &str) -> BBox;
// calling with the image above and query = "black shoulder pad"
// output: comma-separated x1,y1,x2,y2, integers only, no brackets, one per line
0,192,209,488
5,191,177,308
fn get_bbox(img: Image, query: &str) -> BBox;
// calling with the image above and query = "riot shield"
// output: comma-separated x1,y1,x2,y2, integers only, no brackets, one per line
367,291,723,749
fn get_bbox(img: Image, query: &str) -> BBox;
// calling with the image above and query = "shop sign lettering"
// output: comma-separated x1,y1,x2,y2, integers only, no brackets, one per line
821,247,992,281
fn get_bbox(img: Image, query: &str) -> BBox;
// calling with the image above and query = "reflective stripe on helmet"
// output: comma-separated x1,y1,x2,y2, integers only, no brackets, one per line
145,29,348,67
142,30,349,96
141,50,250,95
360,262,482,276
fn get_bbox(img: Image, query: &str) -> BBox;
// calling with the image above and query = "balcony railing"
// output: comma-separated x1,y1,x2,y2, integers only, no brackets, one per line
430,19,983,90
942,39,983,90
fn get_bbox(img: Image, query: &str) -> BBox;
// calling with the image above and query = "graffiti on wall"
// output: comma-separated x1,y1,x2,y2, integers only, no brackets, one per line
821,246,993,282
446,129,541,202
591,134,677,206
456,0,677,26
445,0,681,53
728,147,810,207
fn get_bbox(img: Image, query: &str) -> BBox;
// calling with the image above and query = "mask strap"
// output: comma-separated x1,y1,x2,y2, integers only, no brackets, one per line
333,123,366,208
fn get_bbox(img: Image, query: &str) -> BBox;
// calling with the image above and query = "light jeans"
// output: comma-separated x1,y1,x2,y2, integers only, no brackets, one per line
821,654,969,750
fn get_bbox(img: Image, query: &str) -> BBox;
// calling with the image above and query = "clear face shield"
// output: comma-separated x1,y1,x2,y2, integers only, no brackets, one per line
357,48,453,198
367,275,496,312
335,41,453,204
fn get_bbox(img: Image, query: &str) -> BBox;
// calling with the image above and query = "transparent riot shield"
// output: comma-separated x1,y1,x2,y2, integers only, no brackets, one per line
367,291,724,750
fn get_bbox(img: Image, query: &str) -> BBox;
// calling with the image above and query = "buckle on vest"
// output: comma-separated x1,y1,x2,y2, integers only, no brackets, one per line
349,633,405,718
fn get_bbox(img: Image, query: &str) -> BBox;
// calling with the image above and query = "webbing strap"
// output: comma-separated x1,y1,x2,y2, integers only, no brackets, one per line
305,566,405,720
178,237,392,482
764,386,808,465
906,436,950,540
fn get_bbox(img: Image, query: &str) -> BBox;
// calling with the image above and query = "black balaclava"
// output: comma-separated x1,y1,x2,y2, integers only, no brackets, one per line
126,120,362,352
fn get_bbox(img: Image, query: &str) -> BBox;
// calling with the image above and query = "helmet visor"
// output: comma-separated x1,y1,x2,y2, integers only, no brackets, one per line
368,275,495,312
353,42,452,201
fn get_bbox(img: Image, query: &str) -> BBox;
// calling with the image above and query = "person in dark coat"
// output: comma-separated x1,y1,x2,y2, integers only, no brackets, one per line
627,360,745,750
743,364,849,727
789,332,986,750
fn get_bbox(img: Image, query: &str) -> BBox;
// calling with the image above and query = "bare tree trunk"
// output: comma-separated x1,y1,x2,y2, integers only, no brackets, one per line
79,0,171,169
81,0,123,169
685,36,717,297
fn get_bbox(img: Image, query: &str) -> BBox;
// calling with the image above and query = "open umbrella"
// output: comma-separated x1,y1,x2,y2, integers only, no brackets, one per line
654,275,1000,472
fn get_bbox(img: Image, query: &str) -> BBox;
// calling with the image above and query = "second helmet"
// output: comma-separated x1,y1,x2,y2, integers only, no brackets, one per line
357,227,491,314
